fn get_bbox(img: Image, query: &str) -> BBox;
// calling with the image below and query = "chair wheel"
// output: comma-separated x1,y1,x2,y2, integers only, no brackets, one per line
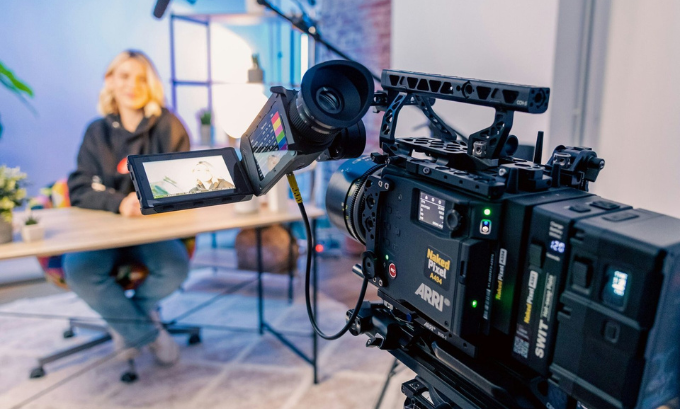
188,334,201,345
30,367,46,379
63,328,75,338
120,371,138,383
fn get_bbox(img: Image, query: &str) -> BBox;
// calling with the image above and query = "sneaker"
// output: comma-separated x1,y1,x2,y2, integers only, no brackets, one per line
109,327,140,362
148,328,180,366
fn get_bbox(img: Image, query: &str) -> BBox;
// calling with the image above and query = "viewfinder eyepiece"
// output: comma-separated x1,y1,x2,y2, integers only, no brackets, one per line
288,60,374,146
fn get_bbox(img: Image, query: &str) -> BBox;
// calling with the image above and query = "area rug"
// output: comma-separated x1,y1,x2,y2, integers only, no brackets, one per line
0,268,415,409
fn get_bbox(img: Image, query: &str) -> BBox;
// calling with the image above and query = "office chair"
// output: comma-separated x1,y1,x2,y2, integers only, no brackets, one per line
29,179,201,383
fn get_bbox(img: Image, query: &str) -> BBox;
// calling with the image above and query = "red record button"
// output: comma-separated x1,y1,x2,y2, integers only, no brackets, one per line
388,263,397,279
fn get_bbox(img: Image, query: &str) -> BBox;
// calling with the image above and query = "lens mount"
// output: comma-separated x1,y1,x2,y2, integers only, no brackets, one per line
326,157,385,245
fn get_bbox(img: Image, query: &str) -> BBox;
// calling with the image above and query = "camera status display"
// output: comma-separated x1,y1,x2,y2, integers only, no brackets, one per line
142,155,235,199
419,191,446,230
250,109,289,181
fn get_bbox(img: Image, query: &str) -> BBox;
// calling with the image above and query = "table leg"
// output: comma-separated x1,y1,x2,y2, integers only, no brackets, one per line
256,227,264,335
312,218,318,384
288,223,294,304
212,232,218,275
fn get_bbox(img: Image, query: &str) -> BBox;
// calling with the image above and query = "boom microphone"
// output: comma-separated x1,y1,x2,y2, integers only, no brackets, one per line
153,0,171,19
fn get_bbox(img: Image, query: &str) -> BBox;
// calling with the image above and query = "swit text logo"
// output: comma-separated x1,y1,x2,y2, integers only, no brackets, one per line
415,283,444,312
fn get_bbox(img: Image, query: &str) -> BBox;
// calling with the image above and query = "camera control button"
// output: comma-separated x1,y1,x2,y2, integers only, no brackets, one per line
446,210,462,231
388,263,397,279
568,204,591,213
572,260,592,289
603,321,620,343
603,211,639,222
590,200,620,210
479,219,492,235
529,243,545,268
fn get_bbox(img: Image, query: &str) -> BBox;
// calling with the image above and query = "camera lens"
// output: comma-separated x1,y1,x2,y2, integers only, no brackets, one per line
326,156,385,244
288,60,374,148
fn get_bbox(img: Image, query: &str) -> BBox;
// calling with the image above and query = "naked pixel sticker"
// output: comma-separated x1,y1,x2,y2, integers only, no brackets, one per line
423,246,452,291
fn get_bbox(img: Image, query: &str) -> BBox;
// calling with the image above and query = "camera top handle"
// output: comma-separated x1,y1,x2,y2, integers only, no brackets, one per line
377,70,550,169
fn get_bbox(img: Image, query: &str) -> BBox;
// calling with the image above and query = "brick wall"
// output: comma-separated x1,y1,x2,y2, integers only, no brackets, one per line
316,0,391,152
311,0,390,253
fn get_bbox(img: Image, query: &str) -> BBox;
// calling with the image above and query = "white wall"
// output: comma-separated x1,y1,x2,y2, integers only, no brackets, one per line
591,0,680,218
0,0,248,196
0,1,296,196
0,1,177,195
391,0,560,149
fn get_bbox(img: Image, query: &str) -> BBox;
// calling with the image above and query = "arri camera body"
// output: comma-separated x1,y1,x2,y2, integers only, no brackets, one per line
127,60,679,409
326,70,680,409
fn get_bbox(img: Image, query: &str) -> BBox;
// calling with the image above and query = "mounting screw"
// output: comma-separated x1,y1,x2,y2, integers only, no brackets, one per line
499,168,507,176
378,279,384,286
423,168,431,175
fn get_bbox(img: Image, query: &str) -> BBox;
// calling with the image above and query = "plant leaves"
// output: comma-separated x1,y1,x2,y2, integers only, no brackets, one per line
0,61,34,97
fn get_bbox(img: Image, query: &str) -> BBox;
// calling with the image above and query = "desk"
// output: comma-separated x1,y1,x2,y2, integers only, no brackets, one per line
0,203,323,260
0,203,325,383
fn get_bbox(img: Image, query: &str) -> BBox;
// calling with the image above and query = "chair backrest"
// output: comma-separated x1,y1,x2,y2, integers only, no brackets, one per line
32,179,195,290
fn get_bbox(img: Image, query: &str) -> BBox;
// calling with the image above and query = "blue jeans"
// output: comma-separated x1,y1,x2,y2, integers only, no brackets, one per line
63,240,189,348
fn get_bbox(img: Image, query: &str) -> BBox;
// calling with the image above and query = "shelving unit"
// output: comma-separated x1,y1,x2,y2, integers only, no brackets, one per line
169,11,305,147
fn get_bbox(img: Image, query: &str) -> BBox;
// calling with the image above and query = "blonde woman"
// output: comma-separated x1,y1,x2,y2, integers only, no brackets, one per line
189,160,235,193
64,50,190,366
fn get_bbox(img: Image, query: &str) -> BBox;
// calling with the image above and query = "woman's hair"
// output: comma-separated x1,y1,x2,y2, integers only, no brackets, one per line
98,50,165,117
193,161,215,183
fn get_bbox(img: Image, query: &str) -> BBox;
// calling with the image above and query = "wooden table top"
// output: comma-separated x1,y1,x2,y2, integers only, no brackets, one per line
0,202,324,261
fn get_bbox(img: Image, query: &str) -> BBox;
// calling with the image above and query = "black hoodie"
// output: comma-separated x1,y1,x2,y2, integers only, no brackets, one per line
68,109,190,213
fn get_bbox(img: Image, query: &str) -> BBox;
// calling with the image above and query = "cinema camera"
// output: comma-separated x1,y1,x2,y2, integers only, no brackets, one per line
127,61,679,409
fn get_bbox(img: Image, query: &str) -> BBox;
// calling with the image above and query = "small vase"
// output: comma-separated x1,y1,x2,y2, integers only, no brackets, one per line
0,215,13,244
200,124,213,146
21,224,45,242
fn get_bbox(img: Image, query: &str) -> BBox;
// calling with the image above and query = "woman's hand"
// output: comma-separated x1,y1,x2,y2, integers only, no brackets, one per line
119,192,143,217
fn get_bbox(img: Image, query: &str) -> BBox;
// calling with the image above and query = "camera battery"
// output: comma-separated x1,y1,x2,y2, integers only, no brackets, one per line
512,197,630,375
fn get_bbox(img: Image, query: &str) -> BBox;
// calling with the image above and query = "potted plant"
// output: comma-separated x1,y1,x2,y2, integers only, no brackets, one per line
197,108,213,146
21,212,44,242
0,166,28,244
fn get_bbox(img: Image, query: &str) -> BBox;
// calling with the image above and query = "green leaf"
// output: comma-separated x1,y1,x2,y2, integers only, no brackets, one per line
0,61,34,97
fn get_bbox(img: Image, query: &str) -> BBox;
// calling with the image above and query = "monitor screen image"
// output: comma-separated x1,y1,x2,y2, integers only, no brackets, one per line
142,155,235,199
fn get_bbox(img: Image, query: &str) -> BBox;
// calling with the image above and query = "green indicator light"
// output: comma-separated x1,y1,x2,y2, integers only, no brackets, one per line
472,300,478,308
483,208,491,216
385,255,389,260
